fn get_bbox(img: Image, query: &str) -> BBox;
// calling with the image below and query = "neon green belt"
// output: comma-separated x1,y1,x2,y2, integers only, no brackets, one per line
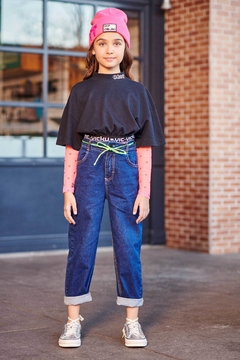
82,140,134,166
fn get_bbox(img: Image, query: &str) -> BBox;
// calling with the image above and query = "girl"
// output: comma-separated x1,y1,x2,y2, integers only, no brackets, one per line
56,8,165,348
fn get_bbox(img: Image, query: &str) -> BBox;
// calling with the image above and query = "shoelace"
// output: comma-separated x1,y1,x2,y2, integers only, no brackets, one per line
68,315,84,322
82,140,134,166
66,315,84,334
125,318,142,337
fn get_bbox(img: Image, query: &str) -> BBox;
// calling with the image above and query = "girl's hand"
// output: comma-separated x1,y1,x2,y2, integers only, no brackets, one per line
63,192,77,225
133,195,150,224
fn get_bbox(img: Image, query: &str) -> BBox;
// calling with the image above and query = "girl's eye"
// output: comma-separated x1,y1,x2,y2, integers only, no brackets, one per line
114,42,122,46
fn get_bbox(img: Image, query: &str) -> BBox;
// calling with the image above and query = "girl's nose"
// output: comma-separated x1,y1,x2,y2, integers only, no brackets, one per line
106,46,113,54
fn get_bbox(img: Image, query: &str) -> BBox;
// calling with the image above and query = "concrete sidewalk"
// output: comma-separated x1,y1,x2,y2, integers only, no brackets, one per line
0,246,240,360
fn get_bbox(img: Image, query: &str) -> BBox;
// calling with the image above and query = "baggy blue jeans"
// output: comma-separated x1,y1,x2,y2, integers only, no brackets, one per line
64,135,143,308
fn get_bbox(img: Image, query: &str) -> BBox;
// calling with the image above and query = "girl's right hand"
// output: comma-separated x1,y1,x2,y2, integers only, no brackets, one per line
63,192,77,225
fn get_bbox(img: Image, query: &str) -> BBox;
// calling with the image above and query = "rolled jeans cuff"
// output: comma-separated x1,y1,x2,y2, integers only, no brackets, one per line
64,292,92,306
116,296,144,307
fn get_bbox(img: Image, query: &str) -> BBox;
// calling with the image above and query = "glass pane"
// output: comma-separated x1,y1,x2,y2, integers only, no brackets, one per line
0,106,43,136
48,2,94,51
0,135,44,158
48,55,85,103
131,60,140,82
0,0,43,47
96,7,140,57
0,52,43,102
47,108,64,158
0,106,43,157
128,15,140,57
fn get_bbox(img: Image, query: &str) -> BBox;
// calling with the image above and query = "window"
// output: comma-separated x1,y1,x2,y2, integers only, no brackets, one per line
1,0,43,47
0,0,142,158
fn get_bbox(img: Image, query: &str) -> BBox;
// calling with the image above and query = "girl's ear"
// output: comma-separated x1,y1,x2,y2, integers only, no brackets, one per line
92,49,96,55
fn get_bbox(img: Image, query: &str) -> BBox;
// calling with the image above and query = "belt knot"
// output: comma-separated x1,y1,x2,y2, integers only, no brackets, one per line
82,140,134,166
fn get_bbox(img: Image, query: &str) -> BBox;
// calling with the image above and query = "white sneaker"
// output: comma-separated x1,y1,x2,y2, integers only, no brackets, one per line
58,315,84,348
122,318,147,347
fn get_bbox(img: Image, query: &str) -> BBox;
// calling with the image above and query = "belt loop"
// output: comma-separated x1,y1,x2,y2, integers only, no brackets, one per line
90,136,92,149
84,135,91,151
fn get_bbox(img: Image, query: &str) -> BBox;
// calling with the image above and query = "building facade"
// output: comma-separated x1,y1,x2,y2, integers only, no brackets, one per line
0,0,165,253
1,0,239,255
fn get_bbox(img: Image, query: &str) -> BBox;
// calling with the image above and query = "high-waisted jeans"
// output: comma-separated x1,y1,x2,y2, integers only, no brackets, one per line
64,135,143,307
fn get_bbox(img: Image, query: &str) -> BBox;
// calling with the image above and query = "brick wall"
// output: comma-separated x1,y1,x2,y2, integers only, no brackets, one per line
209,0,240,253
164,0,210,252
164,0,240,253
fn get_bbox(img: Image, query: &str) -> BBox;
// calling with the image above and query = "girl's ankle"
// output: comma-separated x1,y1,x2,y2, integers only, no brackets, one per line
67,315,84,323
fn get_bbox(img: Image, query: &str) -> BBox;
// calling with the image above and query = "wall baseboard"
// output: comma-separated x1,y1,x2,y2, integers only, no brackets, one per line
0,231,113,254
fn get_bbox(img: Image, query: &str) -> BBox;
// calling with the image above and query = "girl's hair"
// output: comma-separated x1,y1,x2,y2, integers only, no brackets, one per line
83,45,134,80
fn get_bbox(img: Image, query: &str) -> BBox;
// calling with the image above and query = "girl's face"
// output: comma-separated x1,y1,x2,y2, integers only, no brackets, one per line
92,32,125,74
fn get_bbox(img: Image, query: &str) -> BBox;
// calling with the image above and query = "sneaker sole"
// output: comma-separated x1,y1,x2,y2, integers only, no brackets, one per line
58,339,81,347
125,338,148,347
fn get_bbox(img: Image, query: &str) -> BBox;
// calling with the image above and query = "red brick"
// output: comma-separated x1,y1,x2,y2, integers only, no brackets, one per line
164,0,240,254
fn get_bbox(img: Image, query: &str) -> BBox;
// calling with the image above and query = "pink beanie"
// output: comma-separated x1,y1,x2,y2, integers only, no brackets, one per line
89,8,130,49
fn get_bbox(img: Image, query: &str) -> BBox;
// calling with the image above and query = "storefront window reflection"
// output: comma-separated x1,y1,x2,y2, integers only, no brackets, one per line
0,105,43,157
48,2,94,51
0,0,43,47
48,55,86,103
47,108,65,157
0,52,43,102
128,17,140,58
131,61,140,82
0,106,65,157
0,105,43,135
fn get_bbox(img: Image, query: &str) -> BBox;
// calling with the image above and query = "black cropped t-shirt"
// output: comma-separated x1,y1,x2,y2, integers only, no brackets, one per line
56,72,165,150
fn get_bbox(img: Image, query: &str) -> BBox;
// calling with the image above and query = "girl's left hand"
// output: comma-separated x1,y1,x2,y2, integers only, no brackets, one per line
133,195,150,224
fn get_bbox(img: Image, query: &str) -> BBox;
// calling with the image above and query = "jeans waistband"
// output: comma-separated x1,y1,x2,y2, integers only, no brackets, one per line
82,135,135,166
84,134,135,144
